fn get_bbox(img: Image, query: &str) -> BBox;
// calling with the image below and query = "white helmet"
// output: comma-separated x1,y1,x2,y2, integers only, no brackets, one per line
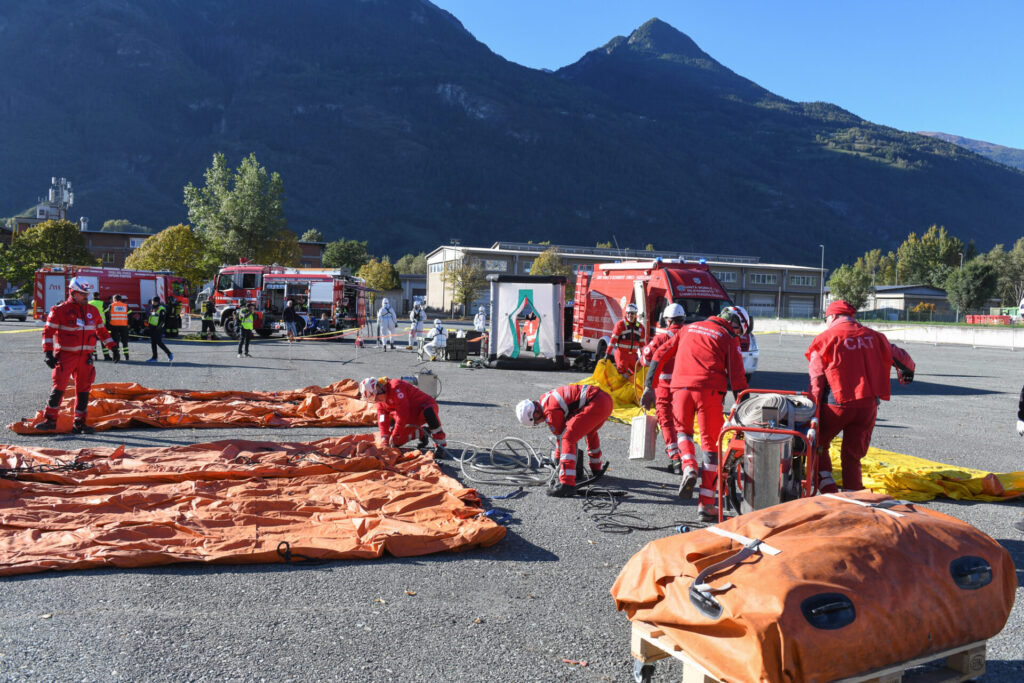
67,277,92,293
719,306,752,336
382,298,389,307
359,377,381,400
663,303,685,321
515,399,538,426
478,306,485,314
434,319,441,326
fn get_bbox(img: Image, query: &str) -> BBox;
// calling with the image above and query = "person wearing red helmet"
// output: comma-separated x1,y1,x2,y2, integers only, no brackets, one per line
638,303,688,475
807,299,916,493
360,377,447,454
642,306,750,520
607,302,644,377
35,277,119,433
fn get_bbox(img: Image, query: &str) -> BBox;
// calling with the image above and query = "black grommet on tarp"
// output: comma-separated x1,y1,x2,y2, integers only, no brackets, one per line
949,556,993,590
801,593,856,630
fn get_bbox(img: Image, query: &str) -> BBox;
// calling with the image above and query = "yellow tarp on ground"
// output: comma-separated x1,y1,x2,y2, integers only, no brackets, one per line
577,360,1024,502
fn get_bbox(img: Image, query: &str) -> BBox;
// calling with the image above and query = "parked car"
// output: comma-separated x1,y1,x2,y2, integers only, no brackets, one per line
0,298,28,322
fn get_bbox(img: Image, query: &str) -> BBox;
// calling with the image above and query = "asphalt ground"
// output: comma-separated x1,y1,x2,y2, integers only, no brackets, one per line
0,319,1022,682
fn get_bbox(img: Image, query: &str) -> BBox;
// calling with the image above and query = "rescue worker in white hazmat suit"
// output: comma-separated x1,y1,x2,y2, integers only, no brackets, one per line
408,302,426,349
376,298,398,351
473,306,488,332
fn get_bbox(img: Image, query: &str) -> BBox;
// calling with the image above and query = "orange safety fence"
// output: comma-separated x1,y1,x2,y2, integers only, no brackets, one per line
0,435,506,576
8,380,377,434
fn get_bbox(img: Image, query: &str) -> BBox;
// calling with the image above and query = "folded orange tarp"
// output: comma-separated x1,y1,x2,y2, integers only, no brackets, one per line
8,380,377,434
0,435,505,576
611,492,1015,682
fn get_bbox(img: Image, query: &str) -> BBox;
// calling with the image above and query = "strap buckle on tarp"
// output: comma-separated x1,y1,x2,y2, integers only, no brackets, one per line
822,493,908,518
689,527,781,620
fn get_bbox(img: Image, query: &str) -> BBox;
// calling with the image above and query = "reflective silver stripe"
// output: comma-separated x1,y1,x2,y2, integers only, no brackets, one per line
49,323,99,332
545,390,570,416
55,346,91,352
706,526,782,556
587,448,601,457
658,373,673,380
559,453,577,461
577,385,590,410
699,487,718,497
677,434,694,443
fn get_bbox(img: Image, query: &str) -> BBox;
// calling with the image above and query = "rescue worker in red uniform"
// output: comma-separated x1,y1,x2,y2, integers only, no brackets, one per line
607,303,644,377
36,277,119,433
638,303,687,474
516,384,613,497
643,306,751,519
360,377,447,454
807,300,915,493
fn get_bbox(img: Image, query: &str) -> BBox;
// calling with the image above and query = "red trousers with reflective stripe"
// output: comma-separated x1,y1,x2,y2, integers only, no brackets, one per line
558,389,613,485
672,388,725,457
44,352,96,421
614,349,638,376
654,386,678,457
817,397,877,491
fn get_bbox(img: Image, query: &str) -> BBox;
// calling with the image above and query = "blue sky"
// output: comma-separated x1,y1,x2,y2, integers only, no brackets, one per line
431,1,1024,149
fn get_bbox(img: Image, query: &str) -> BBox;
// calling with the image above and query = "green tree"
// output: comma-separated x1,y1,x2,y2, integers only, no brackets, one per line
595,241,612,249
183,152,287,264
300,229,324,242
645,243,655,251
0,219,97,293
826,264,872,311
357,257,400,291
530,246,575,297
124,224,214,286
945,260,998,318
982,239,1024,305
394,252,428,275
101,219,152,234
323,238,370,272
895,225,964,287
441,260,488,316
259,229,302,266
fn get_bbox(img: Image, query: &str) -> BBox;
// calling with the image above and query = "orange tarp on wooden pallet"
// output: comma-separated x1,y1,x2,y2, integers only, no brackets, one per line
8,380,377,434
0,435,505,576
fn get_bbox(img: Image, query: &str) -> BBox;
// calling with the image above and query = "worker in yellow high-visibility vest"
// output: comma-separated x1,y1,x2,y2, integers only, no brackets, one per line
89,292,112,361
107,295,131,361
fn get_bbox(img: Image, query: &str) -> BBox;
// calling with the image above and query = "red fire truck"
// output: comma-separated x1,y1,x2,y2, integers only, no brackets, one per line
33,264,190,333
571,259,758,378
210,263,368,338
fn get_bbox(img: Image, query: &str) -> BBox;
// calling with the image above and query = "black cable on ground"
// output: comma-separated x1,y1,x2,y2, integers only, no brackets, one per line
580,485,708,535
0,459,93,479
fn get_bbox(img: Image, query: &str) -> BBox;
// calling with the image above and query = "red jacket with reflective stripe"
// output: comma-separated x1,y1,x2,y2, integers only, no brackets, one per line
376,378,438,440
640,323,682,388
610,319,644,353
42,298,114,355
540,384,594,436
651,317,748,393
806,318,908,404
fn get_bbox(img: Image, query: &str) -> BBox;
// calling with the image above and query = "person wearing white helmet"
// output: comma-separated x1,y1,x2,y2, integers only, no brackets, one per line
515,383,613,497
407,301,426,350
35,276,119,434
637,303,692,479
420,318,447,361
607,301,644,377
360,376,447,453
376,297,397,351
642,305,750,520
473,305,488,333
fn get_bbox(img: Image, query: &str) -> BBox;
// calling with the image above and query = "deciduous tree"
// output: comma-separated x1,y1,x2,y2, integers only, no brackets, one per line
358,257,400,292
945,260,997,317
124,224,214,286
826,264,872,311
394,252,427,275
300,229,324,242
0,219,97,293
442,260,487,316
323,238,370,272
183,152,287,264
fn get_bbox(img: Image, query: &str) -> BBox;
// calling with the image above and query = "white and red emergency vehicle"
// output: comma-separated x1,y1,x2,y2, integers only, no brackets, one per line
571,259,758,378
210,263,368,337
33,264,190,332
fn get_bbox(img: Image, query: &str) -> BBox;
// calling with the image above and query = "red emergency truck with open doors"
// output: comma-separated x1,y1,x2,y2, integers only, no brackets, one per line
33,264,190,333
571,259,758,377
211,263,368,338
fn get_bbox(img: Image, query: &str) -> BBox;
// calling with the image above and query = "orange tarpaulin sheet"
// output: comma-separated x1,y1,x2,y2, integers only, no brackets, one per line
611,492,1015,682
8,380,377,434
0,435,505,576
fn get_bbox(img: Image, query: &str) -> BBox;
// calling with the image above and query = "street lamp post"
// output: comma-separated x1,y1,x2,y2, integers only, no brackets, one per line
956,251,964,323
819,244,825,317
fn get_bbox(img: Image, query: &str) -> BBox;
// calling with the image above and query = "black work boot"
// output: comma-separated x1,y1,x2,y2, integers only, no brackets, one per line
546,481,577,498
668,459,682,475
71,422,95,435
586,462,609,485
34,419,58,432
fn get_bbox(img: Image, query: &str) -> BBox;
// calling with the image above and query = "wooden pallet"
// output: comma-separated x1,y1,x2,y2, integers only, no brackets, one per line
630,620,988,683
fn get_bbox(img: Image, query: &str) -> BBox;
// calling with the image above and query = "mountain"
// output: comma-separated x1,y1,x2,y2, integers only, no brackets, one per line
2,3,1023,267
918,132,1024,171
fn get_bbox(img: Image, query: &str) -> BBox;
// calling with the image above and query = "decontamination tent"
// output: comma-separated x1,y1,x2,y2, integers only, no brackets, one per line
0,435,505,576
485,274,567,369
